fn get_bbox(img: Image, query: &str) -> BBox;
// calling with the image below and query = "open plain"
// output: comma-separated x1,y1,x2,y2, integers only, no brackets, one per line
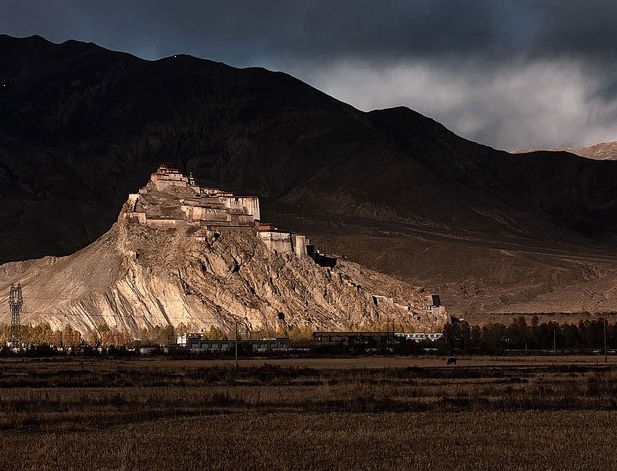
1,355,617,470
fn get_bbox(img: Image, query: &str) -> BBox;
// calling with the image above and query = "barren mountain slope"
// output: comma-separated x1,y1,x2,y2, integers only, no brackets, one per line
4,35,617,258
268,198,617,322
4,36,617,322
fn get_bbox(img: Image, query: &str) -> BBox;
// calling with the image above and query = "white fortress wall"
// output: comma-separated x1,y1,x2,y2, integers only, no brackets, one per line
153,179,188,191
291,234,308,257
237,196,260,221
181,205,228,222
221,196,261,221
258,231,293,253
127,194,140,211
226,213,255,225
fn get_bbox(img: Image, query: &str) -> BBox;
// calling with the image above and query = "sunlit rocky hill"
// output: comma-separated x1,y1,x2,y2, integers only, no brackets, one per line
0,167,446,335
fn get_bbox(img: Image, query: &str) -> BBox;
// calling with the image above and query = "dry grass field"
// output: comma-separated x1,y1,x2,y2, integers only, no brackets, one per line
1,356,617,470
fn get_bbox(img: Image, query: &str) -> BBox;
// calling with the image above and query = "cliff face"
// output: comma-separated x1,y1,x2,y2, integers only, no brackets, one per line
0,180,446,335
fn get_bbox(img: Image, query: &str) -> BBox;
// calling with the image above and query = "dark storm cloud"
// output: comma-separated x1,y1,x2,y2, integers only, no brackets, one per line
3,1,617,150
4,0,613,64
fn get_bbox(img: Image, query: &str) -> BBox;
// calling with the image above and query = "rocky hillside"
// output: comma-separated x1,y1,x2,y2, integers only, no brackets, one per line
0,178,446,335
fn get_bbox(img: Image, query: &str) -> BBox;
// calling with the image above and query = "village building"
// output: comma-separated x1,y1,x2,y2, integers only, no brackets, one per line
312,331,443,348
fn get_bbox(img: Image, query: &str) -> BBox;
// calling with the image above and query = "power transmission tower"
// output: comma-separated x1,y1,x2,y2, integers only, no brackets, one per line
9,283,23,345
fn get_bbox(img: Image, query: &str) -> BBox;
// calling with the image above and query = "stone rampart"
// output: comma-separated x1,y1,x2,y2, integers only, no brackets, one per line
145,218,183,228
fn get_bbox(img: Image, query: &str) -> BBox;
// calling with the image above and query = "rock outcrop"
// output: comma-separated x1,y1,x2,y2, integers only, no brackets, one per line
0,173,447,336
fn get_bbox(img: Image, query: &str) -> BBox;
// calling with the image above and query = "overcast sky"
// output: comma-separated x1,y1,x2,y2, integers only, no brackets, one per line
2,0,617,151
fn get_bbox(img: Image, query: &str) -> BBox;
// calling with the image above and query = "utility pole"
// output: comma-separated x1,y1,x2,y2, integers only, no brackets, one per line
8,283,23,346
604,317,608,363
234,321,239,369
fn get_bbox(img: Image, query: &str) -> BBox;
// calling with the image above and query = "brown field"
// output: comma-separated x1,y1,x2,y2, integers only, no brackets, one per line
1,355,617,470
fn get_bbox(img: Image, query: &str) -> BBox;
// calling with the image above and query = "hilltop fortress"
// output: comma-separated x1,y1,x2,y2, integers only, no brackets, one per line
124,165,309,258
121,165,443,318
0,163,447,338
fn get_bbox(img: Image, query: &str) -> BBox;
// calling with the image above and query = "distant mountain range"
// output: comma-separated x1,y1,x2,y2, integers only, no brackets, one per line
3,35,617,320
517,141,617,161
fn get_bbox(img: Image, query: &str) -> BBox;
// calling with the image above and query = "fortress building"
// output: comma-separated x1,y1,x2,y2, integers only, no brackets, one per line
124,165,309,257
149,164,261,222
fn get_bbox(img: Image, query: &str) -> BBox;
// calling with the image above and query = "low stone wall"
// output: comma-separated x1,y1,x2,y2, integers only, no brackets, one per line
145,218,183,228
124,212,147,224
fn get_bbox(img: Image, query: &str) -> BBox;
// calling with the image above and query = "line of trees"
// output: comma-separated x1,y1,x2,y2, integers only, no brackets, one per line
443,316,617,354
3,316,615,355
0,322,316,348
0,322,178,348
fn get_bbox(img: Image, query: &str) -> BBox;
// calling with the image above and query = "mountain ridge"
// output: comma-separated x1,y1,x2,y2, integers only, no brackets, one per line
517,141,617,162
3,35,617,321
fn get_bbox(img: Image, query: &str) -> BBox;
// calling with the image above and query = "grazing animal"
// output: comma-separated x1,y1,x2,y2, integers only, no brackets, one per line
446,357,457,365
